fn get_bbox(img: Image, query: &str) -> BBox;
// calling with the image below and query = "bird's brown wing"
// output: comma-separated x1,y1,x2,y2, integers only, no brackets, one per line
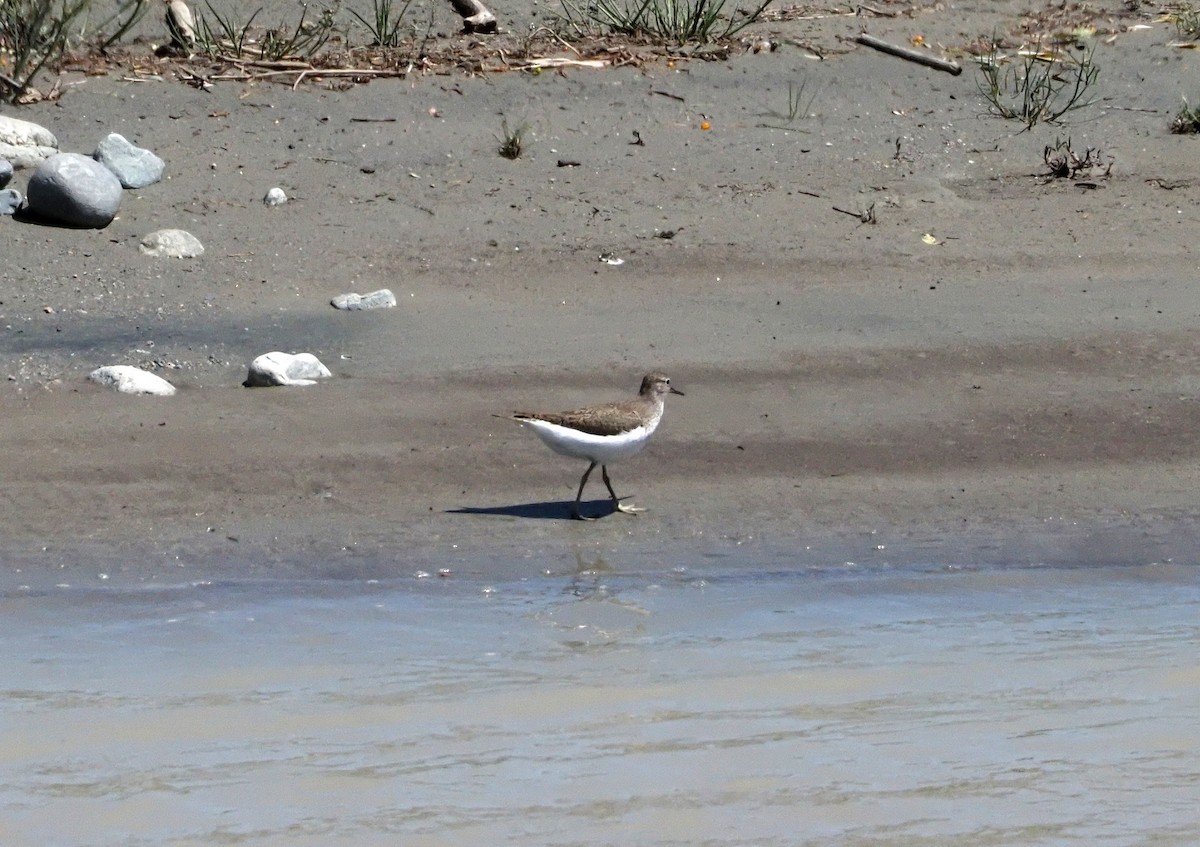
513,400,649,436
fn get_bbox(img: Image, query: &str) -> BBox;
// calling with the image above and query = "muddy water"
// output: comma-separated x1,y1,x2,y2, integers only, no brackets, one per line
2,559,1197,846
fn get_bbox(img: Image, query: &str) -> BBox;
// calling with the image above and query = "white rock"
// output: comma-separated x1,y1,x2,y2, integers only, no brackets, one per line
166,0,197,49
0,116,59,169
89,365,177,396
244,352,332,387
140,228,204,258
263,187,287,206
331,288,396,310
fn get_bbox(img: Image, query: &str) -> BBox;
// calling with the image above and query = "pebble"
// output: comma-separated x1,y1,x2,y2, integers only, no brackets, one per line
330,288,396,311
0,188,22,216
263,187,287,206
93,133,166,189
0,116,58,169
25,152,122,228
88,365,177,396
0,159,12,188
243,352,332,387
140,228,204,258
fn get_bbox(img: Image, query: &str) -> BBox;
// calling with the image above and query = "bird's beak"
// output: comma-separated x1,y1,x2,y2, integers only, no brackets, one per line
671,386,685,396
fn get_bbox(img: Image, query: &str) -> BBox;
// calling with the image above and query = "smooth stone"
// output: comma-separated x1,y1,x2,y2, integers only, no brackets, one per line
140,228,204,258
93,133,166,189
88,365,176,396
26,153,122,228
331,288,396,311
0,116,58,169
0,188,22,216
243,352,332,387
0,159,12,188
264,187,287,206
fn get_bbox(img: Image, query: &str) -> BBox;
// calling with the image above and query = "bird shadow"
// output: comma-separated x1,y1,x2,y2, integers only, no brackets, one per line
448,499,618,521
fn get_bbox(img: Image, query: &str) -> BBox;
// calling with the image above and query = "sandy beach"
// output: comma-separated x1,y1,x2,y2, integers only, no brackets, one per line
4,0,1200,580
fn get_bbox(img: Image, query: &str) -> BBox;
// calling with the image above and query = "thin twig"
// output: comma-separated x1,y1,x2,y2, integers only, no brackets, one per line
510,57,609,70
528,25,582,57
832,204,875,224
0,72,22,92
291,68,406,89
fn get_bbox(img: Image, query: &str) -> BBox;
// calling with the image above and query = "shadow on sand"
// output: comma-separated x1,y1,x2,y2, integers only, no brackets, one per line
448,499,619,521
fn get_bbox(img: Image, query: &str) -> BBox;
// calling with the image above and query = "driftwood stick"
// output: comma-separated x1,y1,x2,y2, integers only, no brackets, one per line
448,0,497,33
855,32,962,76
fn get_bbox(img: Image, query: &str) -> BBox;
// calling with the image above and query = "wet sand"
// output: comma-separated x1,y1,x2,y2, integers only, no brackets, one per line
3,1,1200,579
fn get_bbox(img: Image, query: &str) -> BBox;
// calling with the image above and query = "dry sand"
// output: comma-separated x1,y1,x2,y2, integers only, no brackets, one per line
3,1,1200,581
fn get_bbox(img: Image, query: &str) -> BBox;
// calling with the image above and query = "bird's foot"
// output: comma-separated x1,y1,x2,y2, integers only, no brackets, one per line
613,501,644,516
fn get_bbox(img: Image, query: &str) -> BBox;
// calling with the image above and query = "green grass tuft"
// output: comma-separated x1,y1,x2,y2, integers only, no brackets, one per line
1171,98,1200,133
560,0,772,45
975,41,1100,130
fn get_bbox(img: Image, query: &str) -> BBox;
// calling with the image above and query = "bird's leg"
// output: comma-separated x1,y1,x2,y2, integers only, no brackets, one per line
572,461,598,521
602,465,644,515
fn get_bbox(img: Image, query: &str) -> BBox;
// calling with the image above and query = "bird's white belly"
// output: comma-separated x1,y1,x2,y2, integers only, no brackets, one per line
523,419,652,463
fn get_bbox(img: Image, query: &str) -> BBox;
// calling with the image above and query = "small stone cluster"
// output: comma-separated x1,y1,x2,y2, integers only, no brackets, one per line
1,115,164,227
3,115,396,397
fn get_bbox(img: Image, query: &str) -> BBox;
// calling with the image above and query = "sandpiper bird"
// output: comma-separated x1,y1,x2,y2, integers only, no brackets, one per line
502,373,684,521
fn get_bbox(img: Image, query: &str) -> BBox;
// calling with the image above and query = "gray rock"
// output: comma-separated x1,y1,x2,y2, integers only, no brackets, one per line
26,153,123,228
140,228,204,258
93,133,166,189
0,189,22,216
331,288,396,311
264,186,287,206
0,116,58,169
88,365,177,396
0,159,12,188
243,352,332,387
